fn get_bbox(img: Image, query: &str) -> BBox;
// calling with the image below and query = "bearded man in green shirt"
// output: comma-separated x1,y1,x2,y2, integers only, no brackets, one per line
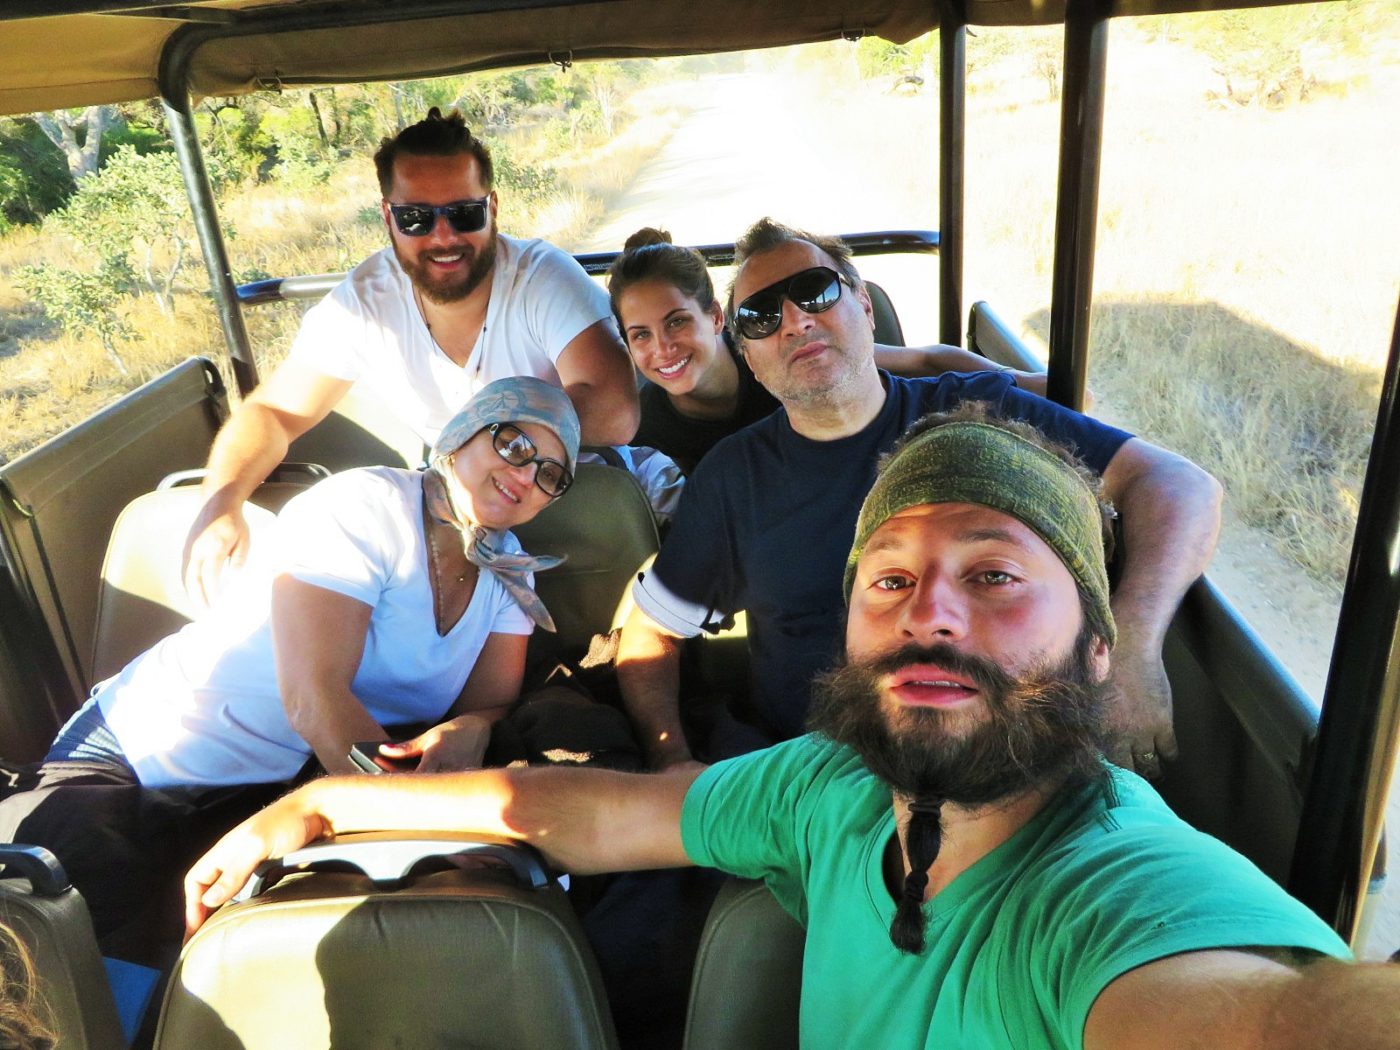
189,405,1390,1050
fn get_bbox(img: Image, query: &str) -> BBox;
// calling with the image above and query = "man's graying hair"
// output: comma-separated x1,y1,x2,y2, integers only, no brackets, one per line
725,218,863,345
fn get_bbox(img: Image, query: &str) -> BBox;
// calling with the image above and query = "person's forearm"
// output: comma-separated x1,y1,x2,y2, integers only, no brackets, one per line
617,615,691,768
186,756,698,930
200,401,298,512
283,686,386,775
1088,952,1400,1050
304,764,688,873
564,378,640,446
1105,445,1223,647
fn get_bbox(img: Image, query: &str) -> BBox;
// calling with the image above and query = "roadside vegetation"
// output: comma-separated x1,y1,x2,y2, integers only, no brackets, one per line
0,2,1396,593
0,60,684,461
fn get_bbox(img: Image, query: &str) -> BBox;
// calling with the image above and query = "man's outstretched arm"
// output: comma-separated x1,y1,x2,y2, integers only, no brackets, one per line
1099,438,1223,774
185,763,701,934
184,360,352,606
1085,949,1400,1050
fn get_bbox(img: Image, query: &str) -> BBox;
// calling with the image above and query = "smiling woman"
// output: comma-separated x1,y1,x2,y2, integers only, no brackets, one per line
0,375,579,969
610,227,781,473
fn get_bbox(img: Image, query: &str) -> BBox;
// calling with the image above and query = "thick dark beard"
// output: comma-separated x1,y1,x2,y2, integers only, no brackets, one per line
807,634,1109,806
396,215,498,305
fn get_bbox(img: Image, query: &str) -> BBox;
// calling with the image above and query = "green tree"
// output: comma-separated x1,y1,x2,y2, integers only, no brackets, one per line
0,117,72,226
258,98,335,187
15,258,134,375
53,145,206,314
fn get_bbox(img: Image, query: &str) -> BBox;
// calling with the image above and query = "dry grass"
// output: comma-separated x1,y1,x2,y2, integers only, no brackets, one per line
1080,298,1378,582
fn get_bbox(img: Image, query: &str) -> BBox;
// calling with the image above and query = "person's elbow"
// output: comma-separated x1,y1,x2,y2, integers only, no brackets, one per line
281,684,329,746
1157,448,1223,523
1191,459,1224,521
1113,440,1221,512
618,604,682,668
579,381,640,446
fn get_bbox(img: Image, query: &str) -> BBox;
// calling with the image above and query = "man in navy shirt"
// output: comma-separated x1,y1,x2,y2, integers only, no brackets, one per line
617,217,1221,776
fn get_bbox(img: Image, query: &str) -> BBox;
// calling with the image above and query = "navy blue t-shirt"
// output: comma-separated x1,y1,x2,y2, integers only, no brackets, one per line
632,371,1132,741
631,350,780,475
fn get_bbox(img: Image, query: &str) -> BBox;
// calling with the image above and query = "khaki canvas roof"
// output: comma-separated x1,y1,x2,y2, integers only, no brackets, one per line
0,0,1305,117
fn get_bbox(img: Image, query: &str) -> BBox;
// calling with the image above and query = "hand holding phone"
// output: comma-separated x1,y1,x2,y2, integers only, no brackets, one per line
348,741,419,775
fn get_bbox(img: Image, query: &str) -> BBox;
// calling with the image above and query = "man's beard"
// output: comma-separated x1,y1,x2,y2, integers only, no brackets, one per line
808,634,1109,806
396,215,498,305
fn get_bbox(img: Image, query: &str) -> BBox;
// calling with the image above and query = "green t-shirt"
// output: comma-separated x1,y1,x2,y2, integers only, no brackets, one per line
681,735,1348,1050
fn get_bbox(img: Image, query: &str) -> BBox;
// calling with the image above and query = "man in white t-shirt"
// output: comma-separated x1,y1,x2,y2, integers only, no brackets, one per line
183,107,639,605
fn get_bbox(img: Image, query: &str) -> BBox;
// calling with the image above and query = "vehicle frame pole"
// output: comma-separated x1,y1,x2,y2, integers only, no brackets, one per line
1289,299,1400,940
939,0,966,348
159,85,259,395
1045,0,1109,412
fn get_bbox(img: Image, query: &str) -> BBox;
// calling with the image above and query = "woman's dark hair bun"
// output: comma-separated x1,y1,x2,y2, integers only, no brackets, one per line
623,227,674,251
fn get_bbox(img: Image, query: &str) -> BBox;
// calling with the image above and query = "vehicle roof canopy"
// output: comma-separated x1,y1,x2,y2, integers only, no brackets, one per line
0,0,1310,117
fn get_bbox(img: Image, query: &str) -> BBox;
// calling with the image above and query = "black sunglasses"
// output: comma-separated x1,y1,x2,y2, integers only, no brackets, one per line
487,423,572,498
388,196,490,237
732,266,850,341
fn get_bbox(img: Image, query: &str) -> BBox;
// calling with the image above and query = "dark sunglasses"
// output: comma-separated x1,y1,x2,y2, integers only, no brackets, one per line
732,266,850,341
487,423,572,498
388,196,490,237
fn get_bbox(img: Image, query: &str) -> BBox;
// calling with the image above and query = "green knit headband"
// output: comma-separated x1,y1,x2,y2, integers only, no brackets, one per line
843,420,1115,646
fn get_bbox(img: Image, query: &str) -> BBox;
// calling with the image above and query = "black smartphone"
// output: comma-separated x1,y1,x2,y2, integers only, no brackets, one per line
348,741,417,775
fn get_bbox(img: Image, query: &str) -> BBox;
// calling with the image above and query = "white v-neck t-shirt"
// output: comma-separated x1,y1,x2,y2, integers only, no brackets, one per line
288,235,614,445
97,468,532,789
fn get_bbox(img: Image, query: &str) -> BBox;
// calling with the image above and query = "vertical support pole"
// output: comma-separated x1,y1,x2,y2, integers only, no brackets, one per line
161,92,259,395
1289,299,1400,942
1045,0,1109,412
939,0,966,348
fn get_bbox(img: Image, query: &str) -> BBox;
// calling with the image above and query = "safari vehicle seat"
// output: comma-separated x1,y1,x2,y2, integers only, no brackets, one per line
0,358,229,762
683,878,804,1050
865,279,906,346
0,844,125,1050
156,834,619,1050
89,470,323,685
512,461,661,658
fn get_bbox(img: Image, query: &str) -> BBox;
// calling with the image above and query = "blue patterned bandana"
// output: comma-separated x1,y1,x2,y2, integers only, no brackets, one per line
433,376,580,473
426,377,580,632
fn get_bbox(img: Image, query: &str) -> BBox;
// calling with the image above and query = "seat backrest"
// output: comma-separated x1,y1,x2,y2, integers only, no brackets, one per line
157,856,618,1050
866,279,906,347
0,846,125,1050
683,878,804,1050
513,462,660,657
0,358,226,758
286,379,427,473
90,480,308,685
